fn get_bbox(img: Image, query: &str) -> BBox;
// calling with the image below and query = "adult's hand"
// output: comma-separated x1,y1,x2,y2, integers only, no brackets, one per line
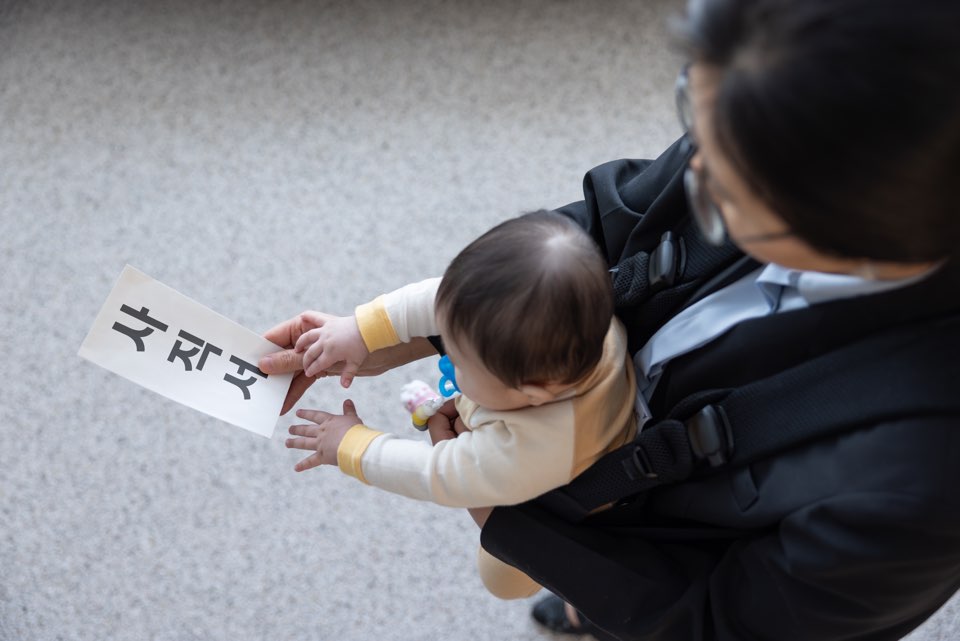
259,311,438,414
259,311,335,415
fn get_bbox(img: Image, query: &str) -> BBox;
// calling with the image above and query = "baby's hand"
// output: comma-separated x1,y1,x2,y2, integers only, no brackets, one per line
294,315,370,388
286,401,363,471
426,399,471,445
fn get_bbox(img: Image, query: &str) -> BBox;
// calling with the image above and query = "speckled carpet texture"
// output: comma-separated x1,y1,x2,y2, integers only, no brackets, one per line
0,1,956,640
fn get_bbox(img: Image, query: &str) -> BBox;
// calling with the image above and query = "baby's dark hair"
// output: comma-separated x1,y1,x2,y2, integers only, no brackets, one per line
435,210,613,388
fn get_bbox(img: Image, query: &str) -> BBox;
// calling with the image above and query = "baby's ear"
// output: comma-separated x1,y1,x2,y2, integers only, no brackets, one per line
518,384,556,406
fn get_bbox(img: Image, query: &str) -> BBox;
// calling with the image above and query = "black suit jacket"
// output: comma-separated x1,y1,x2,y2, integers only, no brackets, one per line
480,140,960,641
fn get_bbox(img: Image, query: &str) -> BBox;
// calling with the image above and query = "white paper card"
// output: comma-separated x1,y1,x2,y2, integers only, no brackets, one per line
78,265,293,438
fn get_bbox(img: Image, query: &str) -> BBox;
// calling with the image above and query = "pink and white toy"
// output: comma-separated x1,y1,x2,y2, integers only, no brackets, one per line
400,380,446,431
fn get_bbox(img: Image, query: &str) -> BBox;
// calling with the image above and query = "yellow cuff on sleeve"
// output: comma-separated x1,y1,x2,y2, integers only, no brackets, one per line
337,425,384,484
355,296,401,352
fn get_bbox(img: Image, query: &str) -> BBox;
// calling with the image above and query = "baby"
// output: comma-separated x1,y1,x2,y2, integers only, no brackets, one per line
286,210,637,598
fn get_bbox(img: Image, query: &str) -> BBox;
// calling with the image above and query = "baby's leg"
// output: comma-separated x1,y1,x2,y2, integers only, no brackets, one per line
477,545,542,599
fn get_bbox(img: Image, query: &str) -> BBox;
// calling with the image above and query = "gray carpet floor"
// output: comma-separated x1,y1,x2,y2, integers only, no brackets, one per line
0,1,956,639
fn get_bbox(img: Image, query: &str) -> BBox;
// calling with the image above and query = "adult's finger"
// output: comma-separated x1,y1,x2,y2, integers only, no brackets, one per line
262,315,303,349
260,349,304,375
280,372,317,415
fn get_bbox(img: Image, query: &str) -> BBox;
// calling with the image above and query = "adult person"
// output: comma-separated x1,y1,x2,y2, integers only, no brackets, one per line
261,0,960,638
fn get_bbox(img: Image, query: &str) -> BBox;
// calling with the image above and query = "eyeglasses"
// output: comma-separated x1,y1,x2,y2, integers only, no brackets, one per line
675,65,794,247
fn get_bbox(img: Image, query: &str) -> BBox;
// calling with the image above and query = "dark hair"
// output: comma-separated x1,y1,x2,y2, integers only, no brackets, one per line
674,0,960,262
435,210,613,387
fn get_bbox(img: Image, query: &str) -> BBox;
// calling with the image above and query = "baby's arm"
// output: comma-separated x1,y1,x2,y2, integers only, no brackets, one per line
288,403,577,509
344,408,578,508
426,410,493,527
354,277,441,351
260,311,437,414
287,397,464,472
292,277,441,389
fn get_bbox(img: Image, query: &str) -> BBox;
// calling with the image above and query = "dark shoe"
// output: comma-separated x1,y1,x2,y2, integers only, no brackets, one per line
531,594,602,636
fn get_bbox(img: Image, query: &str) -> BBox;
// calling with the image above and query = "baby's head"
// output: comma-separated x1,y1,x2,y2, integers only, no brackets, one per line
435,210,613,410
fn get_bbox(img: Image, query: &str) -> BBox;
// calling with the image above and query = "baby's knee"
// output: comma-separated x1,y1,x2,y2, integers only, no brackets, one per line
477,546,542,600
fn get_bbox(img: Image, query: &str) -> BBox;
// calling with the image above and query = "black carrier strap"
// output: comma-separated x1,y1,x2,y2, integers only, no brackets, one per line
610,224,749,353
539,314,960,523
611,225,745,308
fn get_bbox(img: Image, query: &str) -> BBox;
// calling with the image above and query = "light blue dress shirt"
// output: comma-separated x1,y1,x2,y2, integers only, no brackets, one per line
632,263,932,426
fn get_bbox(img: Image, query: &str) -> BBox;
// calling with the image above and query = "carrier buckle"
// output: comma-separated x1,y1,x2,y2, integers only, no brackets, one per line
686,405,733,467
648,231,684,293
622,444,658,481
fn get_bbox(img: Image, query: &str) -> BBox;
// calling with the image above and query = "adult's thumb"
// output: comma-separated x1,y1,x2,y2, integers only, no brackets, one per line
259,349,303,375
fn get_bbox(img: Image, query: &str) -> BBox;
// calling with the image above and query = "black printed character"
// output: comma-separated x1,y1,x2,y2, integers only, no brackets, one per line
224,355,268,400
112,305,169,352
167,329,223,371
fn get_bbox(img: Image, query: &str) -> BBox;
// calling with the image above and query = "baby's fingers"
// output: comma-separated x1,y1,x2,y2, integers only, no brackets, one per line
340,362,360,389
342,399,358,417
296,409,331,424
288,423,320,437
426,411,457,445
286,424,318,451
294,328,322,354
303,342,334,378
286,435,318,451
294,451,323,472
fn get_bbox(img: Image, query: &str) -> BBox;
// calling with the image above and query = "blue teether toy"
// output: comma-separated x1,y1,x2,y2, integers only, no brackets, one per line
437,355,461,397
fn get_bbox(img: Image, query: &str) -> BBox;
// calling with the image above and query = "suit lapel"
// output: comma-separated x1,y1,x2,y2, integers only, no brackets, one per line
652,259,960,416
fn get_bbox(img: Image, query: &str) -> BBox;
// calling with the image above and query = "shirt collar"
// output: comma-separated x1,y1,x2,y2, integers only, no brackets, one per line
756,262,936,307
